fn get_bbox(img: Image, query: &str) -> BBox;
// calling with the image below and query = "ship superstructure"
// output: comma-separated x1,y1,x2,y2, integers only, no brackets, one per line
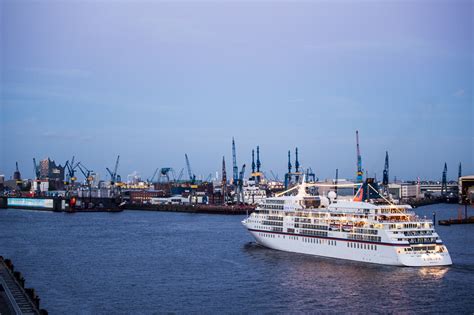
242,181,452,266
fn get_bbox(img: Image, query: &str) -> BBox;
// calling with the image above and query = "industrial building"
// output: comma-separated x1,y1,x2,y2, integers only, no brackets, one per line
459,175,474,204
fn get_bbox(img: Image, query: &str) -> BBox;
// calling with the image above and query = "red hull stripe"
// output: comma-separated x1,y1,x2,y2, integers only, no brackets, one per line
247,228,441,247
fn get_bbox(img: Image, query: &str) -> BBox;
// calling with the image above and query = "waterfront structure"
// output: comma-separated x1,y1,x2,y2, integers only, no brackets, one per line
388,183,422,201
39,158,65,181
419,182,458,197
242,181,452,266
459,175,474,204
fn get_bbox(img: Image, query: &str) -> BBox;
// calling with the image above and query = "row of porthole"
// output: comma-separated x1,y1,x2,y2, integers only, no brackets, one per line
259,232,275,238
348,242,377,251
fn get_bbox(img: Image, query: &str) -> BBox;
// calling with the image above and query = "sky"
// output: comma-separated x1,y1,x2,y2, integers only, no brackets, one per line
1,0,473,183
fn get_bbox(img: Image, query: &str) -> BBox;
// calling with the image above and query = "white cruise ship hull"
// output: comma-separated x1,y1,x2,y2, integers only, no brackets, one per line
246,227,452,267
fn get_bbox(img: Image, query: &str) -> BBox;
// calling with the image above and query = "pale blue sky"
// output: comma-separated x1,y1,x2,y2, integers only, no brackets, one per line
1,0,472,182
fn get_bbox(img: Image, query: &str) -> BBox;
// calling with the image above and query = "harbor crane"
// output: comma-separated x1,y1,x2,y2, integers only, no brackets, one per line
185,154,196,184
176,168,184,182
250,146,263,183
106,155,121,185
356,130,363,183
232,138,238,186
77,163,93,186
77,162,93,202
222,156,227,204
270,170,279,182
305,168,316,183
441,162,448,196
64,156,80,185
251,149,255,173
14,161,21,181
236,164,246,204
148,168,159,183
256,146,261,173
159,168,173,183
382,151,389,195
295,147,300,182
284,148,303,188
14,162,22,190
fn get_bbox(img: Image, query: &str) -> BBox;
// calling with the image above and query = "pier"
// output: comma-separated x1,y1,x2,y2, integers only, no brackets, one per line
0,257,45,314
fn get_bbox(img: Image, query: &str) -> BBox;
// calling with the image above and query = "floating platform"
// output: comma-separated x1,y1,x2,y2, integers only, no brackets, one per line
0,196,123,213
438,217,474,226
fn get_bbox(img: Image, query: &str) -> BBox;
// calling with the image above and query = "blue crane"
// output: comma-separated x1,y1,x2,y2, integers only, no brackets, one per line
148,168,159,183
441,162,447,196
237,164,246,204
232,138,238,186
356,130,363,183
65,156,80,185
106,155,120,184
256,146,261,172
251,149,255,173
77,162,93,202
185,154,196,184
382,151,389,186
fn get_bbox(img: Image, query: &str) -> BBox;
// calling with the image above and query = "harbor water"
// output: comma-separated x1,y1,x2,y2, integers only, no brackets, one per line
1,204,473,313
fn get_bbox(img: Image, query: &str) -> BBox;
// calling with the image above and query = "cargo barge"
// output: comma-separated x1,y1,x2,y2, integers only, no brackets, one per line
123,203,255,215
438,216,474,226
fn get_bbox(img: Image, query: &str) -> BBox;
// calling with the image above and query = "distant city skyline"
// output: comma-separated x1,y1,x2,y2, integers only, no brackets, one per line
1,0,472,181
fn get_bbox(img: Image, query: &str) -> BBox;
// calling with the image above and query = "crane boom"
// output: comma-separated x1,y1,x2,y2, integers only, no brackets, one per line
185,154,192,180
149,168,159,183
251,149,255,173
256,146,261,172
232,138,238,185
239,164,246,181
382,151,389,186
32,158,40,179
356,130,363,183
113,155,120,177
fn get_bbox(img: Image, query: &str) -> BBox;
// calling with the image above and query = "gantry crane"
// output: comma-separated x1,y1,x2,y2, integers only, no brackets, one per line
148,168,159,184
236,164,246,204
64,156,80,186
382,151,389,195
106,155,121,185
77,162,93,202
356,130,363,183
185,154,196,184
232,138,238,186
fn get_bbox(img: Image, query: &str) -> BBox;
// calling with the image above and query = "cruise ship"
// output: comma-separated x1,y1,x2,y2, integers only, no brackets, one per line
242,180,452,266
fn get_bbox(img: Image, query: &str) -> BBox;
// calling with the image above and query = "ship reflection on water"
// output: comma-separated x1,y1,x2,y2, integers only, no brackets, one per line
418,267,449,279
242,241,456,312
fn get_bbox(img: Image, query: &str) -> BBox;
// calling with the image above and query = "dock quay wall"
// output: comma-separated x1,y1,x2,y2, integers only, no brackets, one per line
124,203,255,215
0,256,47,314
